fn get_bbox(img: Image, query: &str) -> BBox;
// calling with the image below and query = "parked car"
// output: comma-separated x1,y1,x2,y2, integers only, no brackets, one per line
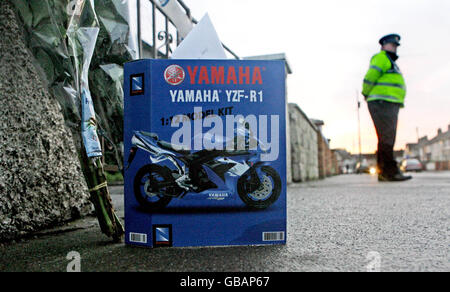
356,161,372,174
400,158,423,172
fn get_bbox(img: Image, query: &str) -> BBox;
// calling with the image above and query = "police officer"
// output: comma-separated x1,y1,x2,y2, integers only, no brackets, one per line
362,34,412,182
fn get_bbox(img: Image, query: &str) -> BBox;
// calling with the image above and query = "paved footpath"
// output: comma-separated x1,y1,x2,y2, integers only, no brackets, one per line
0,172,448,272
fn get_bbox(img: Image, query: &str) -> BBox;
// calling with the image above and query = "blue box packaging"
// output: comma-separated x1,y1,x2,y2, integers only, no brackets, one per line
124,59,286,247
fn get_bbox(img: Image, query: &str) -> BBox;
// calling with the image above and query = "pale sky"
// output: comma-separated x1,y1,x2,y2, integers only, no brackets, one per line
134,0,450,154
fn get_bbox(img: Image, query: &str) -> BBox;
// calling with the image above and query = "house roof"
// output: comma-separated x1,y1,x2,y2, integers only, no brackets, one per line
405,125,450,148
428,126,450,144
244,53,293,74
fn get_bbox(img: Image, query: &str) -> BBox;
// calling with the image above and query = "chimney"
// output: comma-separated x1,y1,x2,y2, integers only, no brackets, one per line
448,124,450,132
438,128,442,136
418,136,428,144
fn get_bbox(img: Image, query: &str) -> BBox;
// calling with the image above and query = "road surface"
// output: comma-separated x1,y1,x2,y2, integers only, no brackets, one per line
0,172,448,272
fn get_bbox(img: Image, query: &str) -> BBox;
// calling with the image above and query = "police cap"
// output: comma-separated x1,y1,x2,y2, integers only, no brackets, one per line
379,34,401,46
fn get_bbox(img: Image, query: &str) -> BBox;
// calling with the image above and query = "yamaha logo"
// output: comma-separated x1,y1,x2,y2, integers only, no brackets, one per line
164,65,185,86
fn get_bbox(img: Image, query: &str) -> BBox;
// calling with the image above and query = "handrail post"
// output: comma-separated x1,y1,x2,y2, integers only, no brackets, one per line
137,0,143,58
152,1,157,59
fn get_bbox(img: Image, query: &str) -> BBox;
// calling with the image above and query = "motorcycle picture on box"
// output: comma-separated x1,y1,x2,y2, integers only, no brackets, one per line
125,123,282,211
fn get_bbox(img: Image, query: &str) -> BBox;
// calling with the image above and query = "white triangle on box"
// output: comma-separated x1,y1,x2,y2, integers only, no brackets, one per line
171,13,227,60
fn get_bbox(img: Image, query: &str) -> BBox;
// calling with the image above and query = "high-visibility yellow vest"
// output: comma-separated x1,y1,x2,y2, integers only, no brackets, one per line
362,50,406,106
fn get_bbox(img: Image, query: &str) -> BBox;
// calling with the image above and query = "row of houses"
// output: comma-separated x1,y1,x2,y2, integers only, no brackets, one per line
333,149,358,174
405,125,450,170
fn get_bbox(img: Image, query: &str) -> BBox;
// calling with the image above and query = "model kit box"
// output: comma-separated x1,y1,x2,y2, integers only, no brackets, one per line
124,59,286,247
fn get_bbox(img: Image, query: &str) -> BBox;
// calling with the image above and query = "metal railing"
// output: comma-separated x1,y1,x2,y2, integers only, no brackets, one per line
137,0,239,59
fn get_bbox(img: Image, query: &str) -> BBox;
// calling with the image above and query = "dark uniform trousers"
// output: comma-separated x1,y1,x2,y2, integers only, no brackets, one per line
367,100,401,176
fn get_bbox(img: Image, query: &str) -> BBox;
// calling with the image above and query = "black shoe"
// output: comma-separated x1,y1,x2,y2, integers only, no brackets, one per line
378,173,412,182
